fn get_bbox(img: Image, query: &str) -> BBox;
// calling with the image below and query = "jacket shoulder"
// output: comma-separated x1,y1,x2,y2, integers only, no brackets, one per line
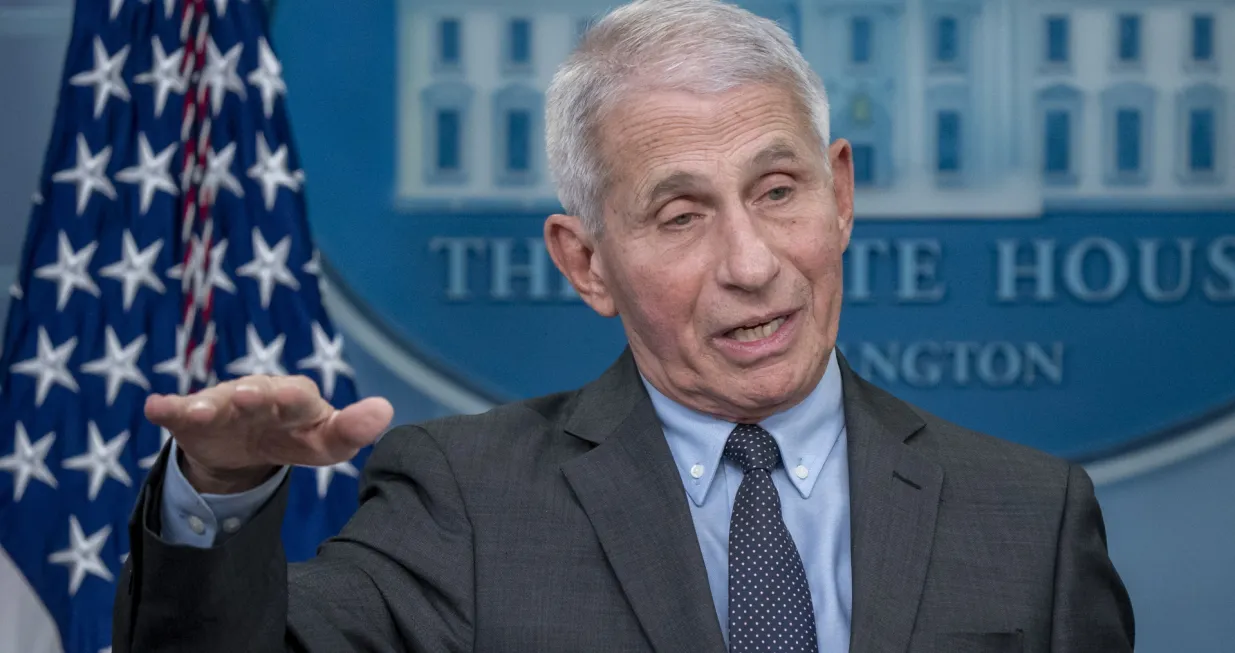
408,389,575,438
374,388,584,469
901,400,1076,504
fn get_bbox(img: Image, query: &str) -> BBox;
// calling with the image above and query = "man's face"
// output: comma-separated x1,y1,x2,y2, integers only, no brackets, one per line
551,83,854,421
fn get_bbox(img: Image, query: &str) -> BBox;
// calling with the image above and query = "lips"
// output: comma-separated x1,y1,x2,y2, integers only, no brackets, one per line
721,310,797,341
712,309,801,364
727,316,788,342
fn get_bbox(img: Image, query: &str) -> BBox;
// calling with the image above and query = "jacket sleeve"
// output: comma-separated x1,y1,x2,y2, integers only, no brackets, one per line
112,425,475,653
1049,464,1135,652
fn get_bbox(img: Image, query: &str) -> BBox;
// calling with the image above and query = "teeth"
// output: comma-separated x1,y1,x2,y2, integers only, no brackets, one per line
730,317,786,343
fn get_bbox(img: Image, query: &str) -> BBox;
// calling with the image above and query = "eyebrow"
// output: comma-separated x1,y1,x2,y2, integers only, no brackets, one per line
749,140,801,169
644,171,704,210
639,140,805,213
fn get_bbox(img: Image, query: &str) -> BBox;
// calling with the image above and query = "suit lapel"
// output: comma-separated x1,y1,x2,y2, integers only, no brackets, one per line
840,355,943,653
557,349,945,653
560,351,726,653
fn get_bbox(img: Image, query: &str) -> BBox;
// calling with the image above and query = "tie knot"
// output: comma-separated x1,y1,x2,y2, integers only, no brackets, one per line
724,423,781,473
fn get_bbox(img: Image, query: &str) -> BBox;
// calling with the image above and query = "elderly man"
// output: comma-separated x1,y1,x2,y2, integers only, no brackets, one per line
114,1,1134,651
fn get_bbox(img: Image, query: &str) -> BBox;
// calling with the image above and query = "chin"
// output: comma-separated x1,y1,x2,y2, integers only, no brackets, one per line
720,366,811,413
759,345,830,390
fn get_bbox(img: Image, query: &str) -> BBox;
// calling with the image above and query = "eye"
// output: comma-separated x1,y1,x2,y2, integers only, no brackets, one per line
667,213,697,228
765,186,793,202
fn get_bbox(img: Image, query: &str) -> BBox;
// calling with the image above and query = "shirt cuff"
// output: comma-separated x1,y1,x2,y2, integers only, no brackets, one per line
160,440,289,548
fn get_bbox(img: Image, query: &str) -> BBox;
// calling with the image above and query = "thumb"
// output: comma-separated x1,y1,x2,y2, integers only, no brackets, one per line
319,396,395,451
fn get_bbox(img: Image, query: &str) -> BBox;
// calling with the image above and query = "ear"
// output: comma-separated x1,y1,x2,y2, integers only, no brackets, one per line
828,139,856,250
544,213,618,317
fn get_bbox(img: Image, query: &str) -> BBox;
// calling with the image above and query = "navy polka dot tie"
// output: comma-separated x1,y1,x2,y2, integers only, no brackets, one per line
724,423,818,653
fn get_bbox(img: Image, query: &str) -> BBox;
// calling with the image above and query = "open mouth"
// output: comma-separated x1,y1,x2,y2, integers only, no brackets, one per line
726,315,788,343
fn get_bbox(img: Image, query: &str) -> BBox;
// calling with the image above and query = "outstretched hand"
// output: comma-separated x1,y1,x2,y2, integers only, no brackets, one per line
145,374,394,493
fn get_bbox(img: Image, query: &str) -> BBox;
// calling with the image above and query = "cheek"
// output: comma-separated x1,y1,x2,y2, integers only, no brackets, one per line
783,218,841,280
617,257,703,341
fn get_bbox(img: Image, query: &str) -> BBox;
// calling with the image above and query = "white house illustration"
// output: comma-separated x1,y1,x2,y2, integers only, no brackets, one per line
396,0,1234,217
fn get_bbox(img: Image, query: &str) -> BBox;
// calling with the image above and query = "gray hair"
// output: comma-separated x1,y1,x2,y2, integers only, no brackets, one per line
545,0,832,236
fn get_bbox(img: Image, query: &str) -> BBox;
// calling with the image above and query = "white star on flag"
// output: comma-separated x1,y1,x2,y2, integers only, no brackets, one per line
189,321,218,385
139,427,172,470
0,422,58,502
10,327,80,407
52,134,117,216
81,327,150,405
109,0,125,20
303,249,328,294
202,38,245,116
212,0,244,17
247,37,287,118
153,326,192,395
168,233,203,290
237,227,300,308
115,133,178,214
133,36,186,117
303,249,322,276
34,231,101,311
47,516,114,596
100,230,166,311
9,281,22,300
298,322,353,399
62,422,133,501
247,133,302,210
171,221,212,287
170,221,236,313
226,324,288,377
193,238,236,308
69,37,130,118
312,461,359,499
201,142,244,202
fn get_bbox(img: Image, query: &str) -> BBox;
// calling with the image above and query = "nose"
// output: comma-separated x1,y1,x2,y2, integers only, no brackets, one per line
715,206,780,292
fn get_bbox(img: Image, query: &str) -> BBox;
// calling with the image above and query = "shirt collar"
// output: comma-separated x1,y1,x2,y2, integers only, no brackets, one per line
641,349,847,506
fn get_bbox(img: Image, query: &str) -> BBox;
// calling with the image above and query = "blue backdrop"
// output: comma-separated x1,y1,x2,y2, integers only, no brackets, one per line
1,0,1233,651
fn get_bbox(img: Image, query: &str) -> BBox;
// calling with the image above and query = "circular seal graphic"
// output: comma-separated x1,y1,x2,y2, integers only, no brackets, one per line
272,0,1235,482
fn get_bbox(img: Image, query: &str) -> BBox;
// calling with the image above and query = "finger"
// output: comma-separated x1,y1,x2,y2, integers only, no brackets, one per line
272,375,331,427
144,393,186,428
179,383,238,429
231,375,277,416
319,397,394,452
145,392,221,432
148,380,244,429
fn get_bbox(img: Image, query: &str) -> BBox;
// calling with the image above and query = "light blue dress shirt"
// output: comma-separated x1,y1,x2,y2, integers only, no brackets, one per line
160,440,288,546
642,349,852,652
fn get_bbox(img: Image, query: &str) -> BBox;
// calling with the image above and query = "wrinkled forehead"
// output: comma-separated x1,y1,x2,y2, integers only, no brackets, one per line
596,83,821,198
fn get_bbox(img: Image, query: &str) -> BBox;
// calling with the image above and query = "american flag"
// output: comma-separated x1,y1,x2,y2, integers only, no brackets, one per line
0,1,368,651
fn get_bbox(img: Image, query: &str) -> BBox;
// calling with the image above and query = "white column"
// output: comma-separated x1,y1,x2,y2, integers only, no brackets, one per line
397,3,426,198
903,0,927,192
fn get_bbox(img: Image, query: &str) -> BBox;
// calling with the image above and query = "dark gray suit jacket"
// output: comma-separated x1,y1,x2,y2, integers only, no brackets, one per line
113,352,1134,652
